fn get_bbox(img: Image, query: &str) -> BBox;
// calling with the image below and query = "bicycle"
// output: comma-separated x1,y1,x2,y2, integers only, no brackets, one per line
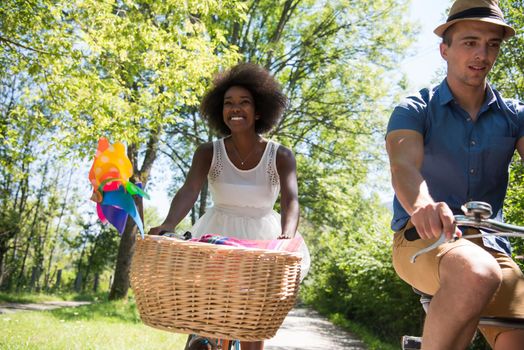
400,201,524,350
160,231,249,350
184,335,241,350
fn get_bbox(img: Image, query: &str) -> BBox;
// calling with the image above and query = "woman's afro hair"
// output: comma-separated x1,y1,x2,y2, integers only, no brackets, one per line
200,62,288,136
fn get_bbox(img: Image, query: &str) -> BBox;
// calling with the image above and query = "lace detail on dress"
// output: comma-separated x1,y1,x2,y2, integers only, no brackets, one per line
267,142,279,186
209,141,223,183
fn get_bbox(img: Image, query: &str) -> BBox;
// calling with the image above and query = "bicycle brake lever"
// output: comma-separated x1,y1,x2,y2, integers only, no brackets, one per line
410,231,524,263
410,235,450,263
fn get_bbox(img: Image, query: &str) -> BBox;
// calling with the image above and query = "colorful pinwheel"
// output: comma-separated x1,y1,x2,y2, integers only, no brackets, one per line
89,138,149,238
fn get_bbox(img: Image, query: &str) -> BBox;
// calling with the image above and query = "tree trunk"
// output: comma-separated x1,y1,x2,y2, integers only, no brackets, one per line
198,179,208,218
29,266,41,291
44,169,73,290
54,269,62,290
93,273,99,292
16,160,48,290
0,242,6,287
108,130,160,300
74,270,83,293
74,243,86,292
108,219,137,300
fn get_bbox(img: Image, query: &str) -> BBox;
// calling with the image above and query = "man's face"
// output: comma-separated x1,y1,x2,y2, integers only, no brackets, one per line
440,20,504,89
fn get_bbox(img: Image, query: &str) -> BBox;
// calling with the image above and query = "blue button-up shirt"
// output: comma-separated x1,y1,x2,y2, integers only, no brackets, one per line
387,79,524,255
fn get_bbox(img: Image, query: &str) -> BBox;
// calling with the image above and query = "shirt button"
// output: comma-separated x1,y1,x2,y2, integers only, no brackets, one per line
470,168,475,174
470,140,476,146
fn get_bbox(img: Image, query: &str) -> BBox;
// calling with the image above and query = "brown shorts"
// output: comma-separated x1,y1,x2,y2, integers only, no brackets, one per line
392,222,524,347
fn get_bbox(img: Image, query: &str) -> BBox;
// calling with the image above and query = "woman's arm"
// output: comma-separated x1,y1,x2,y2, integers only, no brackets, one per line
276,145,299,239
148,143,213,235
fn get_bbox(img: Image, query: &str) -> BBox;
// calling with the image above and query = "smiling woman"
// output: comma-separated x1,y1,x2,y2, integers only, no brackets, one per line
148,62,309,350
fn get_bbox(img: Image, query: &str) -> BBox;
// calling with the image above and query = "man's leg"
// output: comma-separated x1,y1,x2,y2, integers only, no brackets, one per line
478,252,524,349
421,245,502,350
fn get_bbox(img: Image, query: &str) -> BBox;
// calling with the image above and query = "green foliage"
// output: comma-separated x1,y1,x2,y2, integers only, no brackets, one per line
0,291,64,304
301,198,422,343
1,0,423,345
1,0,246,298
492,0,524,270
329,313,398,350
502,158,524,270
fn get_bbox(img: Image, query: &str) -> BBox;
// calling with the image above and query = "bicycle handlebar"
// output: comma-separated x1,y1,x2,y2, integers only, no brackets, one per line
410,201,524,263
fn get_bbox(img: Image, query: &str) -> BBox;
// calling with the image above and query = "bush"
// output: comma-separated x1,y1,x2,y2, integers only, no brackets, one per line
301,204,422,344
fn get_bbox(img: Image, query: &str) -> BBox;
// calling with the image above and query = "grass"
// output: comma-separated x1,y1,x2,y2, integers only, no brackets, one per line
327,312,398,350
0,291,104,304
0,291,66,304
0,294,187,350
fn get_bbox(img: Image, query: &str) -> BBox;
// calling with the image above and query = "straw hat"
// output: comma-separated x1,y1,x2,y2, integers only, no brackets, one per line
434,0,515,40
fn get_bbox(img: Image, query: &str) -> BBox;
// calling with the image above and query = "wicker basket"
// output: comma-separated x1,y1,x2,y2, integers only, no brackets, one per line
130,235,302,341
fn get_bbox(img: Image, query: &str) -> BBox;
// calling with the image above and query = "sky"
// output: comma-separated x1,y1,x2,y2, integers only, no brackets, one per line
401,0,450,89
145,0,453,219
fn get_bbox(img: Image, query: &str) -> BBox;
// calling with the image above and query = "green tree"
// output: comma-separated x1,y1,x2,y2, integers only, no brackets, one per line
162,0,416,229
3,0,246,298
493,0,524,268
159,0,419,342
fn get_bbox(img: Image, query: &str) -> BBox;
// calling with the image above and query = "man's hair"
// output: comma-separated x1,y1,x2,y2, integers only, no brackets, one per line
442,26,455,46
200,62,288,136
441,21,506,47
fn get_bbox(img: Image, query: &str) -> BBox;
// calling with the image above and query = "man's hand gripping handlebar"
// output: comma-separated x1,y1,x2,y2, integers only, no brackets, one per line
411,201,524,263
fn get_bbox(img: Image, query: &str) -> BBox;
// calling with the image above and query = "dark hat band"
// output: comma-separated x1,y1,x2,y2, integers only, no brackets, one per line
447,7,504,22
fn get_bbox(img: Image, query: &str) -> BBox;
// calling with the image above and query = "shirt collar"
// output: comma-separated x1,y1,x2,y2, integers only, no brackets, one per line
484,83,500,110
438,79,454,106
438,79,501,111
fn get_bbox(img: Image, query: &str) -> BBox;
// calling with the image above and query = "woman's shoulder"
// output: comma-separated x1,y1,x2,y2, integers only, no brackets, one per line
273,142,295,165
273,142,293,156
195,141,214,151
194,142,215,160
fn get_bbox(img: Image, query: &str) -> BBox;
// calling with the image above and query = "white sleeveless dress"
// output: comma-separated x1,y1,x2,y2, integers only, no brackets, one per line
190,138,282,240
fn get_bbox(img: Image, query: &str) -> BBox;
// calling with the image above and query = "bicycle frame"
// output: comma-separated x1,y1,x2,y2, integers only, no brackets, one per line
185,335,241,350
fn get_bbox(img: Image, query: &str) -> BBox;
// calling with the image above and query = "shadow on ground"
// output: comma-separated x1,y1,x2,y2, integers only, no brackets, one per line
265,307,367,350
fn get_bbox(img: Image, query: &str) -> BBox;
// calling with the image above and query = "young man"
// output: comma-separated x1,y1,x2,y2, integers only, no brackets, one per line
386,0,524,348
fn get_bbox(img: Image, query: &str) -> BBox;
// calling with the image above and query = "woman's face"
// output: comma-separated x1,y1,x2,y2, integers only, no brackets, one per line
223,85,257,133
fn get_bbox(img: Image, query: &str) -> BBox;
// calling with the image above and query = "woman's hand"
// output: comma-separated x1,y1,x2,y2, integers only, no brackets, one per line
148,224,175,236
277,232,295,239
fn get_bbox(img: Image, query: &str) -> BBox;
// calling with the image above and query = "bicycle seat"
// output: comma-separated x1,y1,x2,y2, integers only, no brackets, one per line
412,288,524,329
478,317,524,328
412,287,431,296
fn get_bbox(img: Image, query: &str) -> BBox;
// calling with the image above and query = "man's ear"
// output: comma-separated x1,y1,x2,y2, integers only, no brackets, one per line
440,42,448,61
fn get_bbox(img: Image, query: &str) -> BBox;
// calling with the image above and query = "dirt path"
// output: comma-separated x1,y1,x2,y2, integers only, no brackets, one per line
265,307,367,350
0,300,91,314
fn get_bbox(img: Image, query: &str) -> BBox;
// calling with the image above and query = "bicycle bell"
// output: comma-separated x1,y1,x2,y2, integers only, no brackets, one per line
461,201,492,220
